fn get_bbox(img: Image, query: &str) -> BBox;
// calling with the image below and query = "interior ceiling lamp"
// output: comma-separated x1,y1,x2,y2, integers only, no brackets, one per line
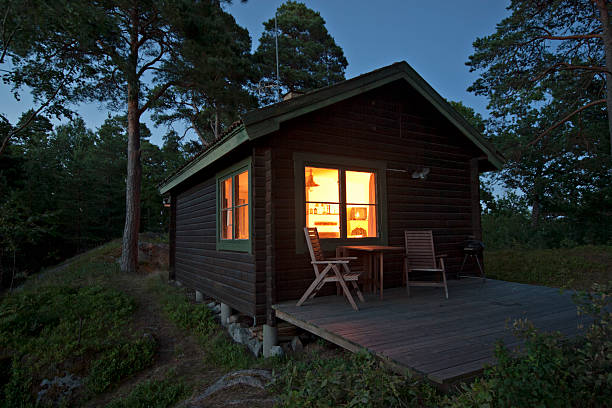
411,167,430,180
305,168,319,189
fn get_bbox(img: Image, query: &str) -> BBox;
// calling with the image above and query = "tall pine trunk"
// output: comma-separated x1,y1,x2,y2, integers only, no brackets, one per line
596,0,612,155
120,7,142,273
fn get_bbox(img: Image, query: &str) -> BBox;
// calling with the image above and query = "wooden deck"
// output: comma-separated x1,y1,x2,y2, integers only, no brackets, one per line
273,278,586,385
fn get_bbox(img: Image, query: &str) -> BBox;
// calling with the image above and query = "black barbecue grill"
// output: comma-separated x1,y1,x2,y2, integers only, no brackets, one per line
458,237,485,281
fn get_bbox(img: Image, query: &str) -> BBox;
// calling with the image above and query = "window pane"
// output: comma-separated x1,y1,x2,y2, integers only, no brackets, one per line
235,171,248,206
347,205,377,238
235,205,249,239
221,177,233,209
305,167,339,203
222,209,233,239
346,170,376,205
306,203,340,238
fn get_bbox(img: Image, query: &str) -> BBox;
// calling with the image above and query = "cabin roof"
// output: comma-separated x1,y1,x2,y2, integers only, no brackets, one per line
158,61,505,194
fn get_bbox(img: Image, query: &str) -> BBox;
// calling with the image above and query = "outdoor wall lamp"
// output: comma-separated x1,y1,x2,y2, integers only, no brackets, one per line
411,167,430,180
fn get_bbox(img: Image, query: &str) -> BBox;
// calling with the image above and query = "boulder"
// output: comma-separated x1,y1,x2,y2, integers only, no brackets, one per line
247,338,263,357
269,345,284,357
290,336,303,353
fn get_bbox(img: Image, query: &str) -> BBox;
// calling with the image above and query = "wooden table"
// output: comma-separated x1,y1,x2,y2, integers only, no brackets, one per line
336,245,404,300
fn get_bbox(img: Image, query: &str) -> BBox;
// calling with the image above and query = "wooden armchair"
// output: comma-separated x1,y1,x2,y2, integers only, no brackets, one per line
297,227,364,311
403,230,449,299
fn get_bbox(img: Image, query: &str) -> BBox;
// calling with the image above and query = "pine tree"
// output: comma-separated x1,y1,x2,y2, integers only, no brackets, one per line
254,1,348,103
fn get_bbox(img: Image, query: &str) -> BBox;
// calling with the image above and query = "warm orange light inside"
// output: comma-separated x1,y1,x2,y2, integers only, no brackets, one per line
221,170,249,240
305,167,340,238
304,167,377,239
346,170,376,238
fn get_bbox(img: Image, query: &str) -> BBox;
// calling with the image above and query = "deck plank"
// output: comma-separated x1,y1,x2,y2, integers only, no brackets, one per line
273,279,585,385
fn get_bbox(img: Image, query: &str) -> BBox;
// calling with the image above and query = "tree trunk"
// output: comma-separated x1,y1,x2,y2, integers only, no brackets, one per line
120,8,142,273
531,199,540,227
596,0,612,155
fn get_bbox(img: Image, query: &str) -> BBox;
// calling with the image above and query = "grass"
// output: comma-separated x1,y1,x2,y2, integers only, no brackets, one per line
0,240,157,406
104,374,189,408
3,239,608,407
146,276,258,371
485,245,612,290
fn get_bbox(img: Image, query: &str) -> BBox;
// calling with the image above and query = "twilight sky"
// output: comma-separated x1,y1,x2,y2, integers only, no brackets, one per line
1,1,509,146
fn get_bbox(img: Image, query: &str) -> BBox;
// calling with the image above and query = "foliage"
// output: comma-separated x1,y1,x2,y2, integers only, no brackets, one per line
0,280,139,404
270,351,440,408
254,1,348,103
468,0,612,235
152,7,257,145
0,115,188,283
148,277,255,371
87,337,157,394
105,374,188,408
485,246,611,291
481,186,612,249
468,0,611,153
445,283,612,408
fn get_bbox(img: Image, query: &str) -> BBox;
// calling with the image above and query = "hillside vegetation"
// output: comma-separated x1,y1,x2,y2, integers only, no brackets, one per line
485,246,612,290
0,240,610,407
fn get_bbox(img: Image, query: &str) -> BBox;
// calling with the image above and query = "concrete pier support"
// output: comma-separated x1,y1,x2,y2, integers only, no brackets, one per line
262,324,278,358
220,303,232,327
195,290,203,303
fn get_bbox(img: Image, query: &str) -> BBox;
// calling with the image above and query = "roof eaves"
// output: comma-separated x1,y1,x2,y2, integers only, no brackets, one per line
158,123,248,194
242,61,505,169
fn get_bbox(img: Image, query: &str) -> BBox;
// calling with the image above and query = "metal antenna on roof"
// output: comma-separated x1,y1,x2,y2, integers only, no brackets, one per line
275,11,281,102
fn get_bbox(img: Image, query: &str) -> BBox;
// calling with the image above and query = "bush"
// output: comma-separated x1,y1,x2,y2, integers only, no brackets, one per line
105,375,187,408
270,350,440,407
87,337,157,394
0,283,142,403
485,246,611,290
150,278,255,371
446,283,612,408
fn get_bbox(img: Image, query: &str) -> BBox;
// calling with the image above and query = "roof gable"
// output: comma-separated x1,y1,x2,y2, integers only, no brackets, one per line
159,61,504,194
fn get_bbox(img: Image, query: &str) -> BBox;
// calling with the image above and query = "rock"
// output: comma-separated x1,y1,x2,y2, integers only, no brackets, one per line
185,369,272,407
269,345,284,357
231,326,253,345
247,338,263,357
290,336,303,353
37,373,82,406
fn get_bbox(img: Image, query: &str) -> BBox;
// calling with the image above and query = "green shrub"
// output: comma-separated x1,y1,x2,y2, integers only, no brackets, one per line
1,357,34,408
485,246,611,290
87,337,157,394
270,350,440,408
445,283,612,408
0,284,137,403
149,278,255,371
105,375,188,408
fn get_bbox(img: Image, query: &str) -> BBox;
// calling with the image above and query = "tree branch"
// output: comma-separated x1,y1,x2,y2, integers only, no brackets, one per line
138,81,174,116
528,99,606,146
532,62,610,81
137,45,165,78
0,66,75,156
535,33,602,41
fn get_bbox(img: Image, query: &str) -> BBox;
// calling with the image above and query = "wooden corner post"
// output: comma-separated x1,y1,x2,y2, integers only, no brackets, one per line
169,194,177,281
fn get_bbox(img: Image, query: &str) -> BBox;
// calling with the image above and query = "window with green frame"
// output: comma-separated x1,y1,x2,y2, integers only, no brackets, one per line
294,153,387,253
216,158,251,252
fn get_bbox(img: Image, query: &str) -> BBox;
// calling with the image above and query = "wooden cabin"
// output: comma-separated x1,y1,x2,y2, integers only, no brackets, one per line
158,61,504,325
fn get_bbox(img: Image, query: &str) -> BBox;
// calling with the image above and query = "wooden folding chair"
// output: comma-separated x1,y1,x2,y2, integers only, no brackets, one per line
403,230,449,299
297,227,364,311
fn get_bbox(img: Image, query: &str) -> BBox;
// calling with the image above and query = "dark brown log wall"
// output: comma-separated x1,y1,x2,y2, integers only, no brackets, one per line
262,80,484,302
174,171,258,318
